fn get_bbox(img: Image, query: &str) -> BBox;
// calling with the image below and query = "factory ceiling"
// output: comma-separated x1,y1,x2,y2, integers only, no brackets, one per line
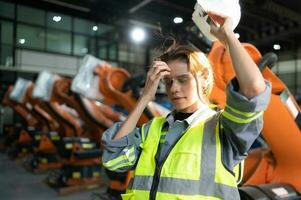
10,0,301,54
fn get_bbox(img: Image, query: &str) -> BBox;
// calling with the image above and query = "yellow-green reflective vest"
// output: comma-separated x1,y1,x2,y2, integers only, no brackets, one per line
122,112,242,200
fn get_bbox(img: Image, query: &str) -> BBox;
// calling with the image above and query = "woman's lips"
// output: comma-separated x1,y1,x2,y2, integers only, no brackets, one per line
172,97,185,102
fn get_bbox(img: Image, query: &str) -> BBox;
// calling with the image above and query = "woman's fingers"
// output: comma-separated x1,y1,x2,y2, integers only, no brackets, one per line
157,70,170,79
153,64,170,76
142,61,170,100
207,10,227,20
143,63,170,99
151,71,170,88
148,61,170,80
208,11,232,29
207,10,234,45
146,62,170,86
208,15,223,27
151,61,170,72
153,60,168,66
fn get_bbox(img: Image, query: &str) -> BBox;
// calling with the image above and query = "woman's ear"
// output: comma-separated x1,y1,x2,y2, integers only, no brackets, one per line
196,70,209,88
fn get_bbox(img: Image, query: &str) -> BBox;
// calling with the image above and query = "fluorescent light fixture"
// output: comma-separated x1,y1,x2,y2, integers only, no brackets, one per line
273,44,281,50
173,17,183,24
234,33,240,38
131,27,146,43
19,39,25,44
53,16,61,22
92,25,98,31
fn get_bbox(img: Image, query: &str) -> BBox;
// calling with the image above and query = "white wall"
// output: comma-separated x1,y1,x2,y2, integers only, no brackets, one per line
271,55,301,94
15,49,83,76
14,49,119,76
273,59,301,74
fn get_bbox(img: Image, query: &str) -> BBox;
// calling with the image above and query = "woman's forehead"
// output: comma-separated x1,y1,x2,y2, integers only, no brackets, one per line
168,60,189,73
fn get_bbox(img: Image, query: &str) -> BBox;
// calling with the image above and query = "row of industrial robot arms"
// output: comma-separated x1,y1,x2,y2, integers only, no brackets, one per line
1,54,169,194
1,41,301,199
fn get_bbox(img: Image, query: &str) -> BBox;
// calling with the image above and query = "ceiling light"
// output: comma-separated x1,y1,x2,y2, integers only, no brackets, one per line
173,17,183,24
19,39,25,44
52,16,61,22
131,27,146,43
92,25,98,31
273,44,281,50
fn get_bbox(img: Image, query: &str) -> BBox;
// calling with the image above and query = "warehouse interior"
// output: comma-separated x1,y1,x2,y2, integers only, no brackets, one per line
0,0,300,199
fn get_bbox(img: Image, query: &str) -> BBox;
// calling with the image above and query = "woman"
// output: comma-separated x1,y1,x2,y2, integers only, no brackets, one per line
102,12,271,200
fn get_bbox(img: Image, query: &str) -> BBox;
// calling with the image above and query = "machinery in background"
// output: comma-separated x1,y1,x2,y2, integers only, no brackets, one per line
1,85,37,153
1,78,64,169
1,79,48,158
32,71,103,194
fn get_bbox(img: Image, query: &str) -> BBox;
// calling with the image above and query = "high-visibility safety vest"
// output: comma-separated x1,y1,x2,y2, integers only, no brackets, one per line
122,111,242,200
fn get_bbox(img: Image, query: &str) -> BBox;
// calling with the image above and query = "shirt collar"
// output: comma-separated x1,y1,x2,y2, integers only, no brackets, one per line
162,104,216,130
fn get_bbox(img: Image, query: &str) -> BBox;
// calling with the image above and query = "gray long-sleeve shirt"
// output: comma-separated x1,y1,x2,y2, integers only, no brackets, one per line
102,80,271,173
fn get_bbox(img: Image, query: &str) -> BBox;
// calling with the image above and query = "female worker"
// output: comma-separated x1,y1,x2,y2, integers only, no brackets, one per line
102,11,271,200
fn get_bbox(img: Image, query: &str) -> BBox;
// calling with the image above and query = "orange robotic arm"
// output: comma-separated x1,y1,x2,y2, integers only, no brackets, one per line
208,41,301,193
2,85,39,127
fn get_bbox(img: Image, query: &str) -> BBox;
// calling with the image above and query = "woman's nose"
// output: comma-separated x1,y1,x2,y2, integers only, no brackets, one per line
170,80,180,93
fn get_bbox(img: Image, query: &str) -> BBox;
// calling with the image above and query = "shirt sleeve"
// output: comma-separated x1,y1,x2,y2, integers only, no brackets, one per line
220,79,272,171
101,120,152,172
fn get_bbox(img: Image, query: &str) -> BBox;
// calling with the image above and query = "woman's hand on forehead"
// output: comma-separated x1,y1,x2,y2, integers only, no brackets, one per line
150,61,171,76
140,60,171,101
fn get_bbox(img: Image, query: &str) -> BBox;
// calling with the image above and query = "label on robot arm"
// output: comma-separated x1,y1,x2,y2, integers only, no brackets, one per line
286,97,299,119
271,187,289,198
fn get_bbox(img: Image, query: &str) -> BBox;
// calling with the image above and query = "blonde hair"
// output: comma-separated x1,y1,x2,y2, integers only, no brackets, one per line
159,44,213,104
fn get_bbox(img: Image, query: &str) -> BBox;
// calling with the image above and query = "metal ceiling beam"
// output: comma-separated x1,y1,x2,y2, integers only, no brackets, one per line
129,9,173,26
252,27,301,46
153,0,193,13
41,0,90,12
242,10,278,26
238,25,258,35
262,1,301,23
129,0,153,14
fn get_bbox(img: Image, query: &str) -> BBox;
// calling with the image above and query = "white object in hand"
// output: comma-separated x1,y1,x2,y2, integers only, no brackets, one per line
192,0,241,41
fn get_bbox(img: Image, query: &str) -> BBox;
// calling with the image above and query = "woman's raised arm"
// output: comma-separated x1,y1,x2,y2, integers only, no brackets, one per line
209,11,266,98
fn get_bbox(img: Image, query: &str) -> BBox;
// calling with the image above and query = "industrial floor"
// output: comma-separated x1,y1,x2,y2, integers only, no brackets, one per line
0,152,108,200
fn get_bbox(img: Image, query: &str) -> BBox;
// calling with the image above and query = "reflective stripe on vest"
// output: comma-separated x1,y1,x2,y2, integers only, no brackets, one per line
124,112,240,200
